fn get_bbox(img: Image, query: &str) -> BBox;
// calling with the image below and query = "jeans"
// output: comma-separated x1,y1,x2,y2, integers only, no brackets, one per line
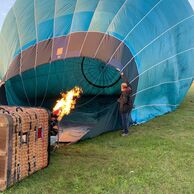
121,112,129,134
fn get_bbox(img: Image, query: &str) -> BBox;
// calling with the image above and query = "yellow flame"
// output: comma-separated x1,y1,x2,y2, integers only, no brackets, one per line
53,86,83,121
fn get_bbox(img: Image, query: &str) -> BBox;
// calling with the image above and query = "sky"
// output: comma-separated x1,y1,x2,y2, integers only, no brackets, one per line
0,0,194,29
189,0,194,8
0,0,15,29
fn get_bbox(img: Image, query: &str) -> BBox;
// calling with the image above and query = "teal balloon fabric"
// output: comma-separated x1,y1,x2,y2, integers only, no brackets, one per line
0,0,194,128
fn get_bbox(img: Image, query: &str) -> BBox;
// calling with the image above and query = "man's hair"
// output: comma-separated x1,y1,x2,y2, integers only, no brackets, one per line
121,83,128,87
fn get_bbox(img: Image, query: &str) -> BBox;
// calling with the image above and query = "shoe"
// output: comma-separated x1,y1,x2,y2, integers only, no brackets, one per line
121,132,129,136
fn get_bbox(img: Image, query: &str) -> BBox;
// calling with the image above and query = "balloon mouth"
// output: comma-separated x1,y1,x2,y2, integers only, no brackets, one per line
81,57,121,89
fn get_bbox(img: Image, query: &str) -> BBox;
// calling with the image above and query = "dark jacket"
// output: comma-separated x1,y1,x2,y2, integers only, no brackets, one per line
118,87,133,113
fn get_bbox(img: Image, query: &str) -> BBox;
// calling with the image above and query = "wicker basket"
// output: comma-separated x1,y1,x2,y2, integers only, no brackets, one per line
0,106,49,191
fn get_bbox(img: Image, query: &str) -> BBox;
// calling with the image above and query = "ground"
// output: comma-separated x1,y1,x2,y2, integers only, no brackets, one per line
4,85,194,194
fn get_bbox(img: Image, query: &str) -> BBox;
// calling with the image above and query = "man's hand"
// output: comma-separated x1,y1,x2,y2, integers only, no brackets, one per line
116,68,124,76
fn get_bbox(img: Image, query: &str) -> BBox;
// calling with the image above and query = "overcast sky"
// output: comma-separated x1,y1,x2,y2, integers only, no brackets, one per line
0,0,15,29
189,0,194,8
0,0,194,30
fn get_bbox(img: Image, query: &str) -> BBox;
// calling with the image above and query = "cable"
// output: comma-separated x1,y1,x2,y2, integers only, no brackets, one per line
121,14,194,72
33,0,39,107
93,0,129,58
12,6,31,106
64,0,79,58
129,47,194,85
132,76,193,98
79,0,103,55
77,0,164,92
39,0,57,107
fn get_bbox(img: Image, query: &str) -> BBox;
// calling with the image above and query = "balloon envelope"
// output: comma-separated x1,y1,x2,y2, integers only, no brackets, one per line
0,0,194,139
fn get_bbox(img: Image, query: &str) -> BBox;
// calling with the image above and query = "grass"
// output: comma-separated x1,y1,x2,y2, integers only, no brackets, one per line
4,85,194,194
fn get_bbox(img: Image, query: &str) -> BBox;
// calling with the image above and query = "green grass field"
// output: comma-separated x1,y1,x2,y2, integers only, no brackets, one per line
4,86,194,194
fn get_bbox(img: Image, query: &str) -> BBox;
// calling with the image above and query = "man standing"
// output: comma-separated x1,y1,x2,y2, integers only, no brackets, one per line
118,81,133,136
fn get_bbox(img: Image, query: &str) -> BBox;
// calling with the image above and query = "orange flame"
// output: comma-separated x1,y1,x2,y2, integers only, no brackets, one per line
53,86,83,121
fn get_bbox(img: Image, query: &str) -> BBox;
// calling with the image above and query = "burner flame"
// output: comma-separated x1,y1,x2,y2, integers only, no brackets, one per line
53,86,83,121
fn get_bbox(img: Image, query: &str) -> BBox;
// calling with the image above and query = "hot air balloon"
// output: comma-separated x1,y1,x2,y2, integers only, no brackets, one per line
0,0,194,140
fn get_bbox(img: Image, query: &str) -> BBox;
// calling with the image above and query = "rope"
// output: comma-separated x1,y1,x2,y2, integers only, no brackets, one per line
60,0,129,96
72,0,163,92
121,14,194,72
64,0,79,58
39,0,57,107
132,76,194,98
75,90,105,109
106,0,164,64
75,77,193,119
129,47,194,85
87,4,194,90
12,6,31,106
33,0,39,107
133,104,178,111
93,0,134,58
79,0,102,55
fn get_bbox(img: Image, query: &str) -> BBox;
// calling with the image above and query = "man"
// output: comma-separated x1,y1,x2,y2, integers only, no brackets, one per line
49,112,59,136
118,82,133,136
